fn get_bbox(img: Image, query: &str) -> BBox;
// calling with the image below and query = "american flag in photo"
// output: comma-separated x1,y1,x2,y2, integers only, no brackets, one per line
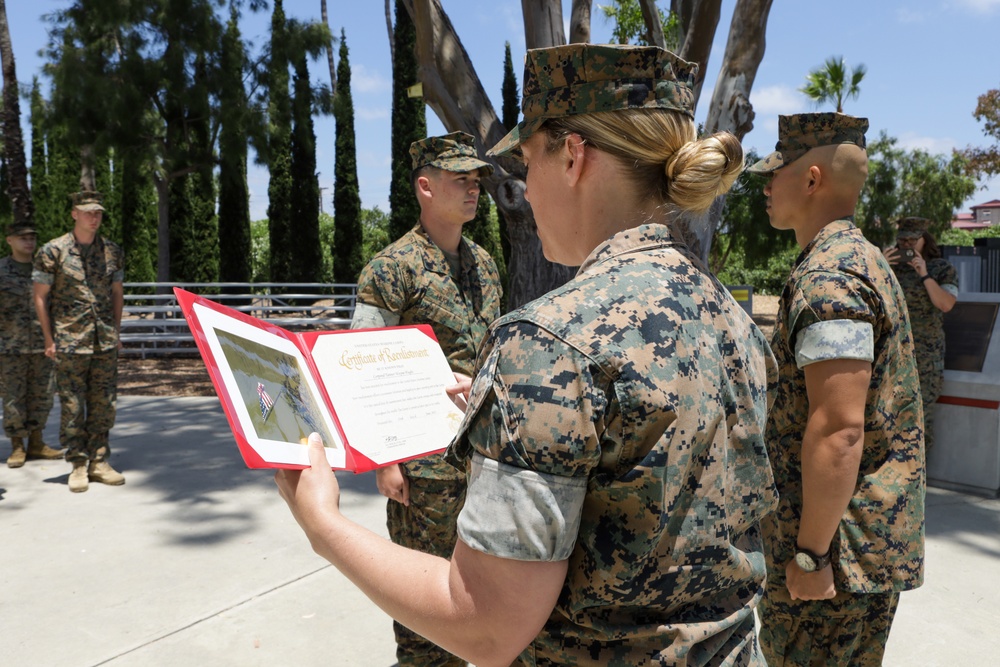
257,382,275,418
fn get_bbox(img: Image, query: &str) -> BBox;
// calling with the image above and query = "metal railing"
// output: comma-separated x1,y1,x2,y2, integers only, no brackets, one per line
121,282,357,357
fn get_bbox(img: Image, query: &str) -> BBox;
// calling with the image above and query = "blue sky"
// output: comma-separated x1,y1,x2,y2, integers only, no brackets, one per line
7,1,1000,221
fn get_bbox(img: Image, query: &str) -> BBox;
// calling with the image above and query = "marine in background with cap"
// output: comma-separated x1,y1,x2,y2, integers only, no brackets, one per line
885,216,957,453
750,113,924,666
33,191,126,493
349,131,501,667
1,222,62,468
278,43,776,666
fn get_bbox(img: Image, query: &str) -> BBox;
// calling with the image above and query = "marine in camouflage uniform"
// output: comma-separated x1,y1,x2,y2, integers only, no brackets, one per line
446,44,778,665
749,114,925,666
351,131,501,667
890,217,959,452
33,191,126,492
0,222,60,468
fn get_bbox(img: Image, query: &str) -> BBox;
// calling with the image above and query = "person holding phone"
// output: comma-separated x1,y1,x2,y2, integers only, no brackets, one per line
884,217,958,452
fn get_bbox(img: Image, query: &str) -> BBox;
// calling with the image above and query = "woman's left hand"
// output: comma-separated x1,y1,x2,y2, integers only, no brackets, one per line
909,251,928,277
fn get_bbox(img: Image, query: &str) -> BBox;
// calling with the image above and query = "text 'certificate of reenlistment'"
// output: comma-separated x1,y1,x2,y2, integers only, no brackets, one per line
310,327,464,466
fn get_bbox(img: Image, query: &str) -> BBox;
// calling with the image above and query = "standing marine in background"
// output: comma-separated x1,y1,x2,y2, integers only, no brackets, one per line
33,191,126,493
349,131,502,667
884,216,958,452
0,222,62,467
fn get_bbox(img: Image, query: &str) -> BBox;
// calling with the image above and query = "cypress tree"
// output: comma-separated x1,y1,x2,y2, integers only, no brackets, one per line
28,79,55,241
467,192,507,309
495,41,520,270
332,28,363,284
217,8,252,286
117,146,157,284
388,0,425,242
267,0,295,285
290,49,323,286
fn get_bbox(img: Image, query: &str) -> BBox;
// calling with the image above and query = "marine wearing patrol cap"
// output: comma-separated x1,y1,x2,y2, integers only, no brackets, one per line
489,43,698,158
896,216,930,239
748,112,869,174
5,222,37,236
70,191,106,212
409,131,493,175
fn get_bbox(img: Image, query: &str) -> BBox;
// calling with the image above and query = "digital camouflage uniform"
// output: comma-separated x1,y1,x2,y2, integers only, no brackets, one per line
0,254,56,440
892,218,959,453
758,220,925,666
448,224,777,666
351,131,501,667
33,230,124,464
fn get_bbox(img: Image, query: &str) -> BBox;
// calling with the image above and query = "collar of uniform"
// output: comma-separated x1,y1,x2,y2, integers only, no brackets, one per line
414,224,472,275
794,217,857,268
578,223,681,275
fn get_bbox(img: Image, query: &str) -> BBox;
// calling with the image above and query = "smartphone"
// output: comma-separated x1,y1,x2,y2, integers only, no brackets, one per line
899,247,916,261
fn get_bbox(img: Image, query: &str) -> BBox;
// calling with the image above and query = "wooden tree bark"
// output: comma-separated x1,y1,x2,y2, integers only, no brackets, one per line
383,0,394,62
405,0,575,310
569,0,592,44
671,0,721,108
0,0,34,226
521,0,565,49
637,0,666,48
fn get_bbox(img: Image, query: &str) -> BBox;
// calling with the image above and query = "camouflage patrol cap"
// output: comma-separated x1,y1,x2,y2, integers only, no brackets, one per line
410,132,494,175
488,43,697,158
5,222,37,236
748,112,869,174
896,216,931,239
70,191,105,211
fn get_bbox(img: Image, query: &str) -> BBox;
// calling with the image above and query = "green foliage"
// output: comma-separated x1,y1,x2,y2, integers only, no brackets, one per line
217,8,252,284
715,243,799,296
250,217,271,282
332,29,365,284
958,86,1000,179
599,1,680,49
388,0,426,242
467,193,508,308
800,56,866,114
501,42,519,132
360,206,392,267
267,0,296,284
289,51,323,285
857,132,977,247
117,147,157,283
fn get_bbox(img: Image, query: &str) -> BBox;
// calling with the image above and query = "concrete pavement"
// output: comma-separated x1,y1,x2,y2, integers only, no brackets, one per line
2,395,999,666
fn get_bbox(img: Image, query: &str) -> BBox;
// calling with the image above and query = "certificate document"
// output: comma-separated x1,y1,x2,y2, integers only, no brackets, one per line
175,288,464,472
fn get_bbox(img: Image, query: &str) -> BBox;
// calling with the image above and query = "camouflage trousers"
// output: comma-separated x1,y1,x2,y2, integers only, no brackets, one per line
757,589,900,666
919,368,943,453
56,350,119,463
0,352,56,438
386,475,467,667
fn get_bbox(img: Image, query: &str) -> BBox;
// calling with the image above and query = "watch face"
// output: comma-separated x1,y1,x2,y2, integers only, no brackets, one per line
795,551,817,572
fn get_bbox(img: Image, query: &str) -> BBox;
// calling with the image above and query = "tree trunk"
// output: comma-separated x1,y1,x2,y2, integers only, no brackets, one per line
637,0,665,48
521,0,565,48
405,0,575,310
321,0,337,91
568,0,592,44
154,172,171,287
0,0,34,226
79,144,97,192
671,0,721,108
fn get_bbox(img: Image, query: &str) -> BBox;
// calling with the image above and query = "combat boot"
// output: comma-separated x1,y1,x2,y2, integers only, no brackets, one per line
88,460,125,486
68,461,89,493
26,431,64,460
7,437,26,468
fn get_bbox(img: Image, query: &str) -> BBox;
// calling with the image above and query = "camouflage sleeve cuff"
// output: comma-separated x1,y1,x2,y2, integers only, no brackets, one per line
112,269,124,283
457,452,585,562
349,303,401,329
793,319,874,369
941,284,959,298
31,270,54,285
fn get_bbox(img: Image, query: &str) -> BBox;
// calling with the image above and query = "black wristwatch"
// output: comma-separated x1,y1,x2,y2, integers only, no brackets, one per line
794,547,831,572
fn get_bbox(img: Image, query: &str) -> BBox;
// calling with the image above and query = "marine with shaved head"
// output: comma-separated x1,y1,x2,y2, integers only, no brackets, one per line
751,113,925,666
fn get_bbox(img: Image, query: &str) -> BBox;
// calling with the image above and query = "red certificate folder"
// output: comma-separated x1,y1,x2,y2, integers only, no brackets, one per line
175,288,462,472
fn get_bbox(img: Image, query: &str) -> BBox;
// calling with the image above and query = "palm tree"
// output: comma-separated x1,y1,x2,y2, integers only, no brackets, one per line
800,56,867,113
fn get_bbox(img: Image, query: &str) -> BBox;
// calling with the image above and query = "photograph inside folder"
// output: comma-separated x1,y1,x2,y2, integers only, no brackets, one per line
175,288,464,472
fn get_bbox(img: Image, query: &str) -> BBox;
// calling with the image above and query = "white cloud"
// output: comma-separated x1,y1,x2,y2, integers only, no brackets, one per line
750,85,805,115
896,132,958,155
953,0,1000,13
350,63,390,94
